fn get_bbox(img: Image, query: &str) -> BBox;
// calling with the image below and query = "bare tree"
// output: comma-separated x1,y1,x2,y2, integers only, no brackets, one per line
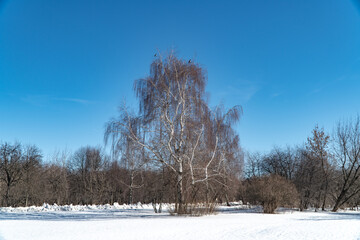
261,146,297,180
103,160,126,204
43,150,70,205
305,125,332,210
332,117,360,212
21,145,42,206
69,146,106,204
245,151,263,178
105,53,242,213
294,147,320,210
105,113,148,204
0,142,23,206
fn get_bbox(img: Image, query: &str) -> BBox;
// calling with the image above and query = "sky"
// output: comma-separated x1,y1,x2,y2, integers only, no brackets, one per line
0,0,360,159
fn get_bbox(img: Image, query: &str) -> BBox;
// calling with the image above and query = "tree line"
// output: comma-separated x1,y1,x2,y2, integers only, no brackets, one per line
1,53,360,214
0,143,241,210
242,119,360,213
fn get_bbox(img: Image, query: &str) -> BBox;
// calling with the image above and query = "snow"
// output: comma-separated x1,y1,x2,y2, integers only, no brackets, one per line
0,203,359,240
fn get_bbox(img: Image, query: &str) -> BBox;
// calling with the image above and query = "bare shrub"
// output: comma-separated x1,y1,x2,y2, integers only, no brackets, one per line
168,202,218,216
244,175,299,213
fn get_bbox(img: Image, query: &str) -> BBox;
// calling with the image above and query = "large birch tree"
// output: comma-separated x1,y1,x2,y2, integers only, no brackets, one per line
105,53,242,213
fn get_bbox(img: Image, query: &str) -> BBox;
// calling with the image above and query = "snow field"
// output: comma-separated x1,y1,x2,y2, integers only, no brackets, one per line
0,204,359,240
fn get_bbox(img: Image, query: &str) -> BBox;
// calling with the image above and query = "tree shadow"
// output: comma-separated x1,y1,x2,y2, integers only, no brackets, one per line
0,208,173,221
216,205,263,214
297,212,360,221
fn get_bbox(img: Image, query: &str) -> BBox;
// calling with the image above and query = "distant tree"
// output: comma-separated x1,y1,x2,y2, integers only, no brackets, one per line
21,145,42,206
69,146,106,204
305,125,332,210
0,142,24,206
332,117,360,212
103,160,126,204
43,150,70,205
261,146,297,181
294,147,320,210
244,151,263,178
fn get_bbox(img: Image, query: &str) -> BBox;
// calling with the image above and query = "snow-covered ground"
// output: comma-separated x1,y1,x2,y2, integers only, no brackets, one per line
0,203,359,240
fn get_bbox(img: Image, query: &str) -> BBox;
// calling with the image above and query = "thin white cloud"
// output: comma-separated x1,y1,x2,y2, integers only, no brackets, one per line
216,80,261,104
270,92,282,98
21,95,51,107
309,73,360,95
53,97,93,105
21,95,93,106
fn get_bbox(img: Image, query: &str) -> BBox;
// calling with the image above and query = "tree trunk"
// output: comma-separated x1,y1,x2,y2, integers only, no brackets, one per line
321,181,328,211
129,172,134,205
332,190,346,212
25,193,29,207
177,161,184,213
5,183,11,207
205,179,210,207
225,193,231,207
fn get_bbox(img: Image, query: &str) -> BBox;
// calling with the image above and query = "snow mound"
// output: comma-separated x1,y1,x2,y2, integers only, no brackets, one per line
0,202,154,213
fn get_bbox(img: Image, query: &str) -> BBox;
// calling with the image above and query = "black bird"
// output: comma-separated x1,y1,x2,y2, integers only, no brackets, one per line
154,53,157,57
188,59,191,63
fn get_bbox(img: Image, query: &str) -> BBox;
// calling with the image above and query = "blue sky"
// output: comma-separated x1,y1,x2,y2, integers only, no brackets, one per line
0,0,360,158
